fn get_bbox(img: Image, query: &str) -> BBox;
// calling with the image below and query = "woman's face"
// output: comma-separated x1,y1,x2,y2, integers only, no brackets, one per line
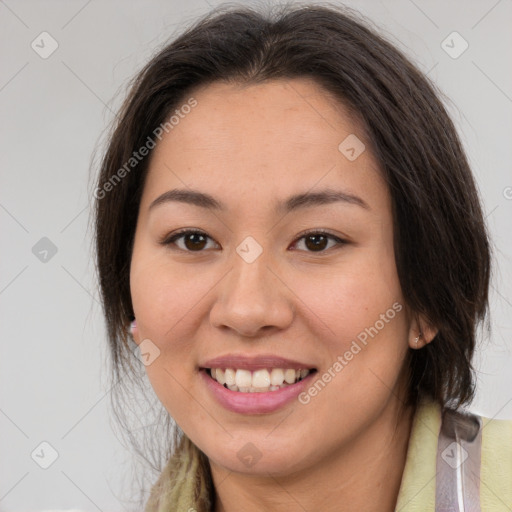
130,78,417,476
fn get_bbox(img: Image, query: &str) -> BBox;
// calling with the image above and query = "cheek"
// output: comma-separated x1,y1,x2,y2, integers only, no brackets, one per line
130,257,199,424
129,246,216,415
130,245,201,340
296,245,404,347
292,245,409,401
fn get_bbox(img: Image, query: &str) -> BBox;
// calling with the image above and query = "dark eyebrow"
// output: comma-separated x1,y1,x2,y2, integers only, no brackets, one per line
148,188,370,213
149,189,225,212
277,189,370,213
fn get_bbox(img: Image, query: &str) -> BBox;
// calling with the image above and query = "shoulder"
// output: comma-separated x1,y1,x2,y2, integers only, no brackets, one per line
395,399,512,511
440,406,512,511
479,411,512,509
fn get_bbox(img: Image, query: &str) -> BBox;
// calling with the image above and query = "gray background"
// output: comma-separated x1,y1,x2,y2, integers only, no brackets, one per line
1,0,511,510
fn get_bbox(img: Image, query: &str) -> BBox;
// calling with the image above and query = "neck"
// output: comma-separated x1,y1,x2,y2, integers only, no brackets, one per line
211,399,416,512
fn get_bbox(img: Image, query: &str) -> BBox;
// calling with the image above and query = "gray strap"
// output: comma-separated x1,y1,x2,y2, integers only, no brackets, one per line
435,407,483,511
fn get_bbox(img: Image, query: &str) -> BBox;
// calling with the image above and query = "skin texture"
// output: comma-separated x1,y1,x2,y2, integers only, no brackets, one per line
130,78,436,511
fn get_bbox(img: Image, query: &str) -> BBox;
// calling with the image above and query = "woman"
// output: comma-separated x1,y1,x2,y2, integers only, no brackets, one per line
93,3,512,511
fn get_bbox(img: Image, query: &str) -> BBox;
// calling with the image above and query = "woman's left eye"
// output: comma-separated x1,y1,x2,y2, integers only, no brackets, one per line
291,231,346,253
160,229,346,253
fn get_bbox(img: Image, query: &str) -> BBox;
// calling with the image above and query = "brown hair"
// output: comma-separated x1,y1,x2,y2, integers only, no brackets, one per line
93,2,491,508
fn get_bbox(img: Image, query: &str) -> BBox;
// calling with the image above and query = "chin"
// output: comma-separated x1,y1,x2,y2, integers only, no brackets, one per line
204,437,312,476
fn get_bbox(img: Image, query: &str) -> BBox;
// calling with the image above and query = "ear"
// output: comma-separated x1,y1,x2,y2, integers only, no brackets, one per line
408,313,438,350
129,319,139,344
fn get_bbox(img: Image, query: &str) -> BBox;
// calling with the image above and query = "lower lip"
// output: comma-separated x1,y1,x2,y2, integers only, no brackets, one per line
200,369,316,414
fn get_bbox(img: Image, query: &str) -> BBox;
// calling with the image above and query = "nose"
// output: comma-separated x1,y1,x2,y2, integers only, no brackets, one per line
209,248,294,338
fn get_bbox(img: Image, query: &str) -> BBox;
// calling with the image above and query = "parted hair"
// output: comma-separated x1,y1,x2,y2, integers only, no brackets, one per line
93,2,491,509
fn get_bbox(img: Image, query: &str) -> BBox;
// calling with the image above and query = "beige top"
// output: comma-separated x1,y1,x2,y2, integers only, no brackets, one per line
145,399,512,511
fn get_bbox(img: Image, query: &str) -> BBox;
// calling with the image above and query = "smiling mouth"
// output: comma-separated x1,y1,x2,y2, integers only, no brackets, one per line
204,367,317,393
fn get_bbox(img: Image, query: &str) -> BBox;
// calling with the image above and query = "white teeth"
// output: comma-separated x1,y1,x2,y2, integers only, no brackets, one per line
235,369,252,388
215,368,226,385
284,369,296,384
252,369,271,388
209,367,312,392
270,368,284,386
224,368,236,386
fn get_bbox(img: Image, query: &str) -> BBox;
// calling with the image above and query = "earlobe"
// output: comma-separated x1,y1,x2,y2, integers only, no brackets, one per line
130,319,138,343
409,315,438,349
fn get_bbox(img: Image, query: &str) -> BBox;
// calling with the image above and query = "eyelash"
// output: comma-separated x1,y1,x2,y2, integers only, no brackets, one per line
160,228,347,254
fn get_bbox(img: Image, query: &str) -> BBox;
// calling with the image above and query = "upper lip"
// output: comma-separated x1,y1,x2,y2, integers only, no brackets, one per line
200,354,316,371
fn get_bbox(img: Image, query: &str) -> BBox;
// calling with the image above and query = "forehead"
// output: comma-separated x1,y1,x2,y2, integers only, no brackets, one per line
163,78,359,155
141,78,388,214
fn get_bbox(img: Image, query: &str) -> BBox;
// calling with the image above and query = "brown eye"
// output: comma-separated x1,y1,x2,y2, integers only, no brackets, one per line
292,231,346,253
162,230,218,252
182,232,208,251
162,229,345,254
305,234,329,251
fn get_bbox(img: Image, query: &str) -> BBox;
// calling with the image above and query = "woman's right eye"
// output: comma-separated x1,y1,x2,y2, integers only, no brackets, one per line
161,229,219,252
